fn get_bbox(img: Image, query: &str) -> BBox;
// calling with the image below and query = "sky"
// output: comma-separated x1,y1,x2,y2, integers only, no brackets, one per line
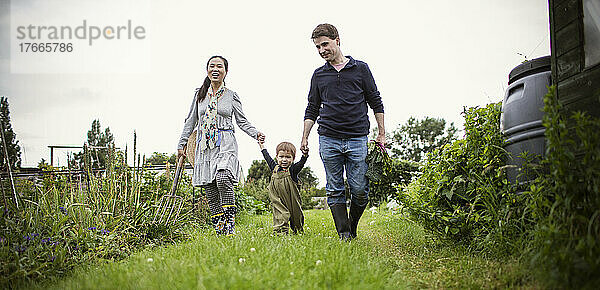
0,0,551,187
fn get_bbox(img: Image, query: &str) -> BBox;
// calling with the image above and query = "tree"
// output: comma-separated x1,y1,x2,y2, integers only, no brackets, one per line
298,166,318,192
391,116,458,162
246,160,271,182
74,119,114,169
0,97,21,171
145,152,177,165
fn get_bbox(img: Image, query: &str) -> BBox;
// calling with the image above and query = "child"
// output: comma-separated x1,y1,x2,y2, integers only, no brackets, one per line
258,139,308,235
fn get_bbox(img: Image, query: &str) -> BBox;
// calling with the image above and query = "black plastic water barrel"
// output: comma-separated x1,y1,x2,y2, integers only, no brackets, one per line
500,56,551,185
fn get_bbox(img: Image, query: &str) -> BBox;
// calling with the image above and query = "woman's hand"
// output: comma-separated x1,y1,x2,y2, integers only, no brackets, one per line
257,132,266,142
177,148,185,158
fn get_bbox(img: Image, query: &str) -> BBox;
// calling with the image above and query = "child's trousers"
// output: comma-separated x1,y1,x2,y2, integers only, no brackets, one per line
268,168,304,234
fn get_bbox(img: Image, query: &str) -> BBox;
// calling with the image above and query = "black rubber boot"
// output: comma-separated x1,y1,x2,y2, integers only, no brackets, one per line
349,202,367,239
330,203,352,240
223,205,237,236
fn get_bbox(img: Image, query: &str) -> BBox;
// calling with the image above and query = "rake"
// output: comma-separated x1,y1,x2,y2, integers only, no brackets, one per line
153,130,197,225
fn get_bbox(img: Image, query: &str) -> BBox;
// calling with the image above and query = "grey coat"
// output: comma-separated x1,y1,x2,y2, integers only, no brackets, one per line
178,87,259,186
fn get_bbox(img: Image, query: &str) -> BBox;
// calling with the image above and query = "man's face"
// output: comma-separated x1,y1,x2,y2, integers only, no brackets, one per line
313,36,340,62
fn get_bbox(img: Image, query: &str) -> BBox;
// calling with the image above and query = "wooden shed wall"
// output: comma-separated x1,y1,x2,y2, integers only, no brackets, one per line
549,0,600,117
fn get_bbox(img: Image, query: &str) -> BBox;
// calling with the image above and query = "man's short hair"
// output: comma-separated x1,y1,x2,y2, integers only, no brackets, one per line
311,23,339,40
276,142,296,159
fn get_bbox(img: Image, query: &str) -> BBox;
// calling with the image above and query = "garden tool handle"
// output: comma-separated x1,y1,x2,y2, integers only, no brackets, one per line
169,155,186,195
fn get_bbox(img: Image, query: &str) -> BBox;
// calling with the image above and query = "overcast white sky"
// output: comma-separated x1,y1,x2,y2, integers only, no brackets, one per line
0,0,551,187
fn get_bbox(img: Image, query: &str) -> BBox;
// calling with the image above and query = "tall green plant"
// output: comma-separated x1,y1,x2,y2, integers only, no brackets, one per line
401,103,520,253
525,87,600,287
0,143,207,288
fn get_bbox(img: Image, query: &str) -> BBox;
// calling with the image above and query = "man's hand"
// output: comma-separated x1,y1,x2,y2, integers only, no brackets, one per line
300,143,309,156
301,119,315,155
300,137,309,154
375,133,386,147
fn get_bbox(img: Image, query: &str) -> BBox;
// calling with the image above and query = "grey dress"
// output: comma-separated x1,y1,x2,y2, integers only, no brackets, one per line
178,87,259,186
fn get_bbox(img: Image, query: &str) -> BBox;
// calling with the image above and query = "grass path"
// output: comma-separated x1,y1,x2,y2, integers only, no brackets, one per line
33,209,535,289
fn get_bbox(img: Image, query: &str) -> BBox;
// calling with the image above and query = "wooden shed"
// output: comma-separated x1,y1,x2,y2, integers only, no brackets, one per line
549,0,600,116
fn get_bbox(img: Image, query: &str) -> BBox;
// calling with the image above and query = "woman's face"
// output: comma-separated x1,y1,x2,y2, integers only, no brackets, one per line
207,57,226,84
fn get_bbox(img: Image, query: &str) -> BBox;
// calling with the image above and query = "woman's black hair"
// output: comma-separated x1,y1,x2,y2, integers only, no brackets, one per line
197,55,229,103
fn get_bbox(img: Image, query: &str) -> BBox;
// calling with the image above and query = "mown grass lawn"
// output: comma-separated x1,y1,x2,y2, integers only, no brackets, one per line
30,209,536,289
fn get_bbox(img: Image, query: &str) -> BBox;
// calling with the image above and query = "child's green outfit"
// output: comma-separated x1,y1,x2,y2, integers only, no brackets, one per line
261,149,307,234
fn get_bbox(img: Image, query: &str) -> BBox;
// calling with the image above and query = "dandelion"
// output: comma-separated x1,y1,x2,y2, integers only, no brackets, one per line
290,261,294,265
147,258,154,262
316,260,322,266
369,221,375,226
239,258,246,264
250,248,255,252
290,272,294,276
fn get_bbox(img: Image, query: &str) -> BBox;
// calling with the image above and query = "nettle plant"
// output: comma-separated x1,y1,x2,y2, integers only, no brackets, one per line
524,86,600,287
400,103,522,252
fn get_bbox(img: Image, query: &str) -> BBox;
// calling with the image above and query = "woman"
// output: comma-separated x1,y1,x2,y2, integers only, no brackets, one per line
178,55,264,236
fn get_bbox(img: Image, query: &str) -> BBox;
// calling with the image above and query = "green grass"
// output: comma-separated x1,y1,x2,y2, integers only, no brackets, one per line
29,209,536,289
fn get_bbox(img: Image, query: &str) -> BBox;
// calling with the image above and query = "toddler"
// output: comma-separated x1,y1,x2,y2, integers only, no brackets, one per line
259,139,308,234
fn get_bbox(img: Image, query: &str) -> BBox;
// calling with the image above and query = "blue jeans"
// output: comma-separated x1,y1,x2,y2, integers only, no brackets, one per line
319,135,369,207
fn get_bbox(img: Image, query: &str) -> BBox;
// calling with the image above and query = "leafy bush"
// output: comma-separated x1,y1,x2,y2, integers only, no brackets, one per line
0,148,208,288
400,103,523,252
241,178,270,208
236,180,269,215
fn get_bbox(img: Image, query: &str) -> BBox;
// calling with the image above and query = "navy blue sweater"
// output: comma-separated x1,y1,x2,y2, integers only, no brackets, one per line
304,56,384,138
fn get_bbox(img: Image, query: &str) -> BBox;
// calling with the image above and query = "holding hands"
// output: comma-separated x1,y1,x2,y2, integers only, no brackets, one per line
257,132,266,143
300,141,309,156
257,132,266,150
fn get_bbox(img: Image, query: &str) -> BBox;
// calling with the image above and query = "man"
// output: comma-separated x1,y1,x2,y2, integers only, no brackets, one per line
301,23,385,240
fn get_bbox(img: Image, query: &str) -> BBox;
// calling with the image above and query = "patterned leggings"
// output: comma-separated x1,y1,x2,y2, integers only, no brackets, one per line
203,169,237,235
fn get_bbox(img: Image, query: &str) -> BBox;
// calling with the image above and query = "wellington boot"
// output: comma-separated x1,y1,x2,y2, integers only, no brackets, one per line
330,203,352,240
349,202,366,239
